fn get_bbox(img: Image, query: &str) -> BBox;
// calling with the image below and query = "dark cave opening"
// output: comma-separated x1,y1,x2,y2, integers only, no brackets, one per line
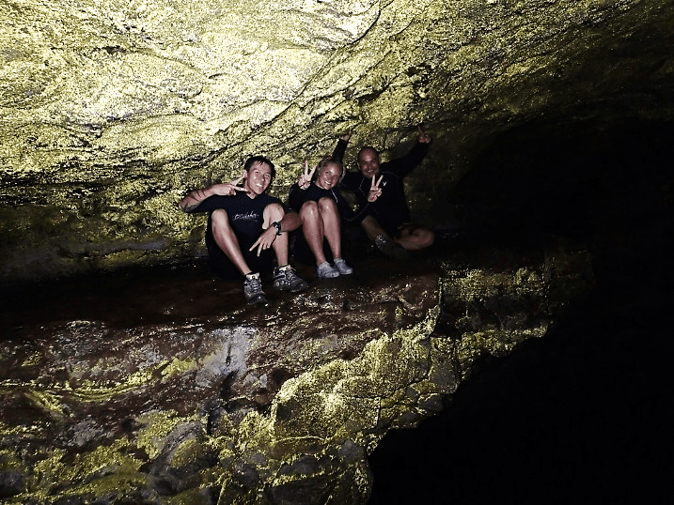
368,119,673,503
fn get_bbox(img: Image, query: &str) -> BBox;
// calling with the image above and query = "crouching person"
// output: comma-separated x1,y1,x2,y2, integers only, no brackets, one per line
179,156,308,304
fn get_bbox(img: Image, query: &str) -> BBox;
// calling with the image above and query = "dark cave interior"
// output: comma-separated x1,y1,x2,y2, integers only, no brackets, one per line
368,118,673,503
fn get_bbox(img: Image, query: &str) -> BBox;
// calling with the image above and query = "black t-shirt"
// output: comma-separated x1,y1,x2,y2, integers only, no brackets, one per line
191,191,285,245
287,182,368,225
188,191,288,278
340,141,430,233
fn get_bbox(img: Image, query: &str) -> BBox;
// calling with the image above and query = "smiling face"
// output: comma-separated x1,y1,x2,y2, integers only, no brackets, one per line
315,161,342,190
243,161,273,196
357,148,380,180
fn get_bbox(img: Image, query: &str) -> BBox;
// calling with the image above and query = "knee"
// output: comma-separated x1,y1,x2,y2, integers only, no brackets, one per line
300,201,319,221
264,203,285,222
318,197,337,213
426,230,436,247
211,209,230,228
419,228,435,248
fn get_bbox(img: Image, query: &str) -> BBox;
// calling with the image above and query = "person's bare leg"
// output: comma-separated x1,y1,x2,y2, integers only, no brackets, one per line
210,209,253,275
263,203,290,266
300,201,327,266
361,215,409,259
396,225,435,250
265,204,309,291
318,197,342,260
361,215,388,242
396,225,435,251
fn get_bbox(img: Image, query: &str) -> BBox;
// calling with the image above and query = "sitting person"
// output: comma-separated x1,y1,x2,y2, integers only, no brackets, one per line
178,156,308,304
336,127,435,259
288,157,380,278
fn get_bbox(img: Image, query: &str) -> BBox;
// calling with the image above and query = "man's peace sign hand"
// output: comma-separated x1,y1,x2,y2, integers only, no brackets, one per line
368,174,384,202
417,125,432,144
212,175,247,196
298,161,316,190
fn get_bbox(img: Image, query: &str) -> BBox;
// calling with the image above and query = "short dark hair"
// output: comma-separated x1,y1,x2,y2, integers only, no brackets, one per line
244,156,276,179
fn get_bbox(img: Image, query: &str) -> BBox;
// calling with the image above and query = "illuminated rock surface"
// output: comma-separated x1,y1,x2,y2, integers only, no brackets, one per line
0,243,592,503
1,0,673,282
1,0,673,503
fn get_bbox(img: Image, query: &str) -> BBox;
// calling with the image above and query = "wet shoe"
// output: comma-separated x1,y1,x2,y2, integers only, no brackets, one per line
317,261,340,279
273,265,309,293
333,258,353,275
374,234,410,260
243,272,267,305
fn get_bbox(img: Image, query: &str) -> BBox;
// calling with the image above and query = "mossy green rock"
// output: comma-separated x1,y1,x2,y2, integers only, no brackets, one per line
2,0,672,282
0,243,591,503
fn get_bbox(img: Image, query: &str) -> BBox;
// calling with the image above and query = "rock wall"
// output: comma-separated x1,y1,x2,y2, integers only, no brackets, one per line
2,0,673,282
0,244,592,503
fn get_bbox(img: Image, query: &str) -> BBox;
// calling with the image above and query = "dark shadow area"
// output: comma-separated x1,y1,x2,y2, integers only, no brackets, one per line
0,252,441,335
368,119,673,503
0,259,226,331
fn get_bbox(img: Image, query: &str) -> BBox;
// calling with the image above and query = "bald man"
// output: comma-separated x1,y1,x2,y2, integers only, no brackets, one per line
337,127,435,259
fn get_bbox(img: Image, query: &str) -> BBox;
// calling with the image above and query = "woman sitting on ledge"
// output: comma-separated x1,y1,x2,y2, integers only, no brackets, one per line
288,156,382,278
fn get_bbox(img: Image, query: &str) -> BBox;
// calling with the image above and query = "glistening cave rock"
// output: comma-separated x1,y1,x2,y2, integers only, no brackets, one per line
1,0,673,282
1,0,673,503
1,246,592,503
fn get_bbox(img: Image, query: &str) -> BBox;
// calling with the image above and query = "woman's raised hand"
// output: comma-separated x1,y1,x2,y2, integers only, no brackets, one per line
298,161,316,190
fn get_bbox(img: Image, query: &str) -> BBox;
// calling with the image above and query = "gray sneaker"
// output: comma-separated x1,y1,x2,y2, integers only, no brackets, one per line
243,272,267,305
374,234,410,260
317,261,340,279
333,258,354,275
273,265,309,293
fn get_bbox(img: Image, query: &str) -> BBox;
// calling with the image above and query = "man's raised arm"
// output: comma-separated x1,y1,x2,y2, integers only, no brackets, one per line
332,131,352,163
178,176,245,212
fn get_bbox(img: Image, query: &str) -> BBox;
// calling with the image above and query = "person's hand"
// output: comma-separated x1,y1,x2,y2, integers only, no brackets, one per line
250,226,278,256
298,161,316,190
417,125,432,144
212,175,247,196
340,130,353,142
367,174,383,202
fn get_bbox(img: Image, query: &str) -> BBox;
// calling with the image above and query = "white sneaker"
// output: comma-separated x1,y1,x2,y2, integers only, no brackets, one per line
333,258,353,275
317,261,340,278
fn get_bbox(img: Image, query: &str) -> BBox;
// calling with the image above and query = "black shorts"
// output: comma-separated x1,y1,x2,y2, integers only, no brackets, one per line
206,231,274,280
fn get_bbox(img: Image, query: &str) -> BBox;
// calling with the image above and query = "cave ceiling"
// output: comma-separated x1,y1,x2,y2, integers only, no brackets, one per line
1,0,673,282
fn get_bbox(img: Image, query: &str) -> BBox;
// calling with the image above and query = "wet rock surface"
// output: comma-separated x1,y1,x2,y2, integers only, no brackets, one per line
0,237,589,503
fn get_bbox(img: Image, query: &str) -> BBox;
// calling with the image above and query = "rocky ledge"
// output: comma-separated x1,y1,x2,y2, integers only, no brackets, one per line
0,238,592,504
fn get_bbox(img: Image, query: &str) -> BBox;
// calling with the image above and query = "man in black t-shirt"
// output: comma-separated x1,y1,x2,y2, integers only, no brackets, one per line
179,156,308,304
338,127,435,258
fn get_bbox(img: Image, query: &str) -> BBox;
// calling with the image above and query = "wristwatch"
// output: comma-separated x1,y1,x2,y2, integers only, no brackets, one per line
271,221,282,235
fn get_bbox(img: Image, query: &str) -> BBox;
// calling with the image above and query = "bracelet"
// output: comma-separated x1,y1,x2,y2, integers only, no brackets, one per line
271,221,282,236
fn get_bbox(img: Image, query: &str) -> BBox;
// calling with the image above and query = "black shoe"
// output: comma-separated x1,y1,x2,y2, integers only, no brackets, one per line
243,272,267,304
273,265,309,293
374,234,410,260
